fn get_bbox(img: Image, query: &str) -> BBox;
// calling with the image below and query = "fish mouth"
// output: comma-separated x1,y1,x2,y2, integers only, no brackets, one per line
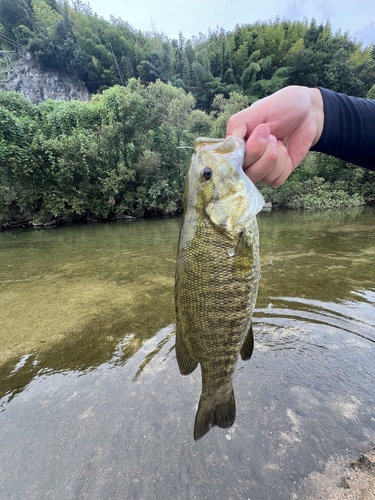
194,136,244,155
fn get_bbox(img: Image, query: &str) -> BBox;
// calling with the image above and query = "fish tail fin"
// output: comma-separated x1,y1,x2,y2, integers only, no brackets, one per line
193,388,236,441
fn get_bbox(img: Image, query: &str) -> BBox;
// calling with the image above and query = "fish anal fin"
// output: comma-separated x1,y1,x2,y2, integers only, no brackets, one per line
240,321,254,361
194,389,236,441
175,330,198,375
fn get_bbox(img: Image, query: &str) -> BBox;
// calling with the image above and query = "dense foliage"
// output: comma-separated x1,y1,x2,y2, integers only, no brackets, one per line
2,1,375,102
1,1,375,222
1,83,374,223
0,82,202,221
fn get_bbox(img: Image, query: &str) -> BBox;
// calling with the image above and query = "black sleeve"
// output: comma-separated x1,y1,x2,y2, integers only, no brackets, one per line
310,88,375,171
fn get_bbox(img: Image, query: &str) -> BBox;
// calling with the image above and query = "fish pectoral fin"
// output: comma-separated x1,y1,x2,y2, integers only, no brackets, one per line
194,389,236,441
240,321,254,361
236,226,255,254
175,331,198,375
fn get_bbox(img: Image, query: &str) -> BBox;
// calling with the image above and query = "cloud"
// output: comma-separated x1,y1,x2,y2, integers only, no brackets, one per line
282,0,334,23
354,22,375,46
88,0,375,43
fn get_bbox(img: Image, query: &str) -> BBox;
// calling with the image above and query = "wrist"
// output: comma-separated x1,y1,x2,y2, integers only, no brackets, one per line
310,88,324,146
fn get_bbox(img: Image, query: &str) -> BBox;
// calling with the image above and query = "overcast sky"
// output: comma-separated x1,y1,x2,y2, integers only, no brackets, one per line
86,0,375,47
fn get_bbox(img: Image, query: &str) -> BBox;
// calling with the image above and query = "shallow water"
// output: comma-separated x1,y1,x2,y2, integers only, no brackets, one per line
0,207,374,499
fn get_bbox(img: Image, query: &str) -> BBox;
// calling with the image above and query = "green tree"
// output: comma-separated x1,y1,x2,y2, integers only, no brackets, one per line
187,109,212,136
241,62,261,91
366,84,375,99
324,47,363,95
0,0,34,32
211,91,249,137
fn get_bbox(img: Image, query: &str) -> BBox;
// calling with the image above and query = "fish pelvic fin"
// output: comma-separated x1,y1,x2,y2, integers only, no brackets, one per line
193,388,236,441
240,321,254,361
175,329,198,375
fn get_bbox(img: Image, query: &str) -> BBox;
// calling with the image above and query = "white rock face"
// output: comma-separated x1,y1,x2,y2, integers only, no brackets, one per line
0,53,91,104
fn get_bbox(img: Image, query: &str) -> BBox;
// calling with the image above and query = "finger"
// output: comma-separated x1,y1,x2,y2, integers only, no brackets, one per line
243,135,279,184
226,112,249,138
242,124,271,167
226,99,268,138
261,140,289,185
269,155,294,187
226,118,248,138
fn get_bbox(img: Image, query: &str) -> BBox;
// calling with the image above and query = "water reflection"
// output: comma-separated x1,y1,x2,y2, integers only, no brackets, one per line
0,218,180,401
256,292,375,344
0,207,374,499
1,208,374,399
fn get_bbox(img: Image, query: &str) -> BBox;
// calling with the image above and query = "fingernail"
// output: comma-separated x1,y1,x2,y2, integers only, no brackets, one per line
269,134,277,146
257,125,270,142
257,126,270,142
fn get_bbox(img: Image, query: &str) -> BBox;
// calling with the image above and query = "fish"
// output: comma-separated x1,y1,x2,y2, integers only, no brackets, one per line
175,135,264,440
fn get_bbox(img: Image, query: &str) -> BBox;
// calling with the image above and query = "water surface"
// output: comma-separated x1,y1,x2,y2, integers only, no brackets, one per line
0,207,374,499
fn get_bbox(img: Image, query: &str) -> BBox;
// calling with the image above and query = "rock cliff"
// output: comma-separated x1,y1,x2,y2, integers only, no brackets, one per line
0,53,91,104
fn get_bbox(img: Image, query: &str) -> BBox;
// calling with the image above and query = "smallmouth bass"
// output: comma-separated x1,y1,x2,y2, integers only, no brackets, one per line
175,136,264,440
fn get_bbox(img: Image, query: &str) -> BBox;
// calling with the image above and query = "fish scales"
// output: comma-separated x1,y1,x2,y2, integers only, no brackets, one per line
177,218,259,392
175,136,264,440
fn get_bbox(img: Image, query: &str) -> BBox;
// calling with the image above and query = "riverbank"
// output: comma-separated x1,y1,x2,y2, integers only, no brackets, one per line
0,203,272,231
0,209,161,232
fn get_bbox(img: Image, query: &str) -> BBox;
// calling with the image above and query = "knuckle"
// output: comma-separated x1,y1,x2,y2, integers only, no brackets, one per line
227,115,236,127
265,147,278,163
271,178,284,188
226,116,234,130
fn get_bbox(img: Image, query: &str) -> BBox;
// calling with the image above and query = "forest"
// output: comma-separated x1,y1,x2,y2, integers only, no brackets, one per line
1,0,375,224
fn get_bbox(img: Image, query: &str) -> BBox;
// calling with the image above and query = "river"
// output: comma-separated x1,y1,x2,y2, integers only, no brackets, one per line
0,207,374,499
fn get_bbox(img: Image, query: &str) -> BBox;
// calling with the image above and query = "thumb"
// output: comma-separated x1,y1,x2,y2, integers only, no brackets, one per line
243,124,271,167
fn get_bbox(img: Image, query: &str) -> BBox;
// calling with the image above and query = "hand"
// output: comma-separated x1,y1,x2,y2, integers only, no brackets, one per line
226,86,324,186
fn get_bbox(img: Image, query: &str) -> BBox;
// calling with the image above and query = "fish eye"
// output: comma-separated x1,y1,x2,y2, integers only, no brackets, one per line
202,167,212,181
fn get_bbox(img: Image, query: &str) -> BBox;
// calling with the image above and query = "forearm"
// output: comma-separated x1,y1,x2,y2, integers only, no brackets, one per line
311,88,375,171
